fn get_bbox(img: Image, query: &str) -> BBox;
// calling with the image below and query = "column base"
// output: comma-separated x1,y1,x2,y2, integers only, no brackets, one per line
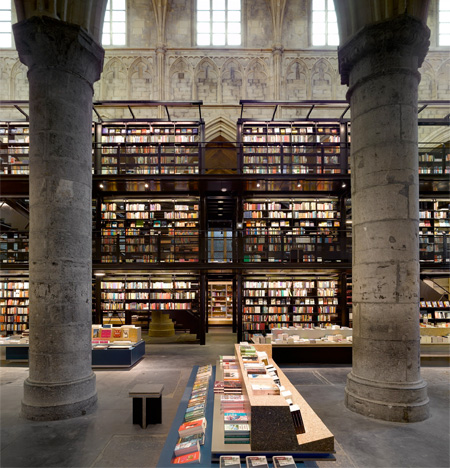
345,372,429,423
148,311,175,337
21,373,97,421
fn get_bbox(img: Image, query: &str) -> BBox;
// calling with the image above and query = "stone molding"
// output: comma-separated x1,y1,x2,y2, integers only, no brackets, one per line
338,14,430,86
13,16,104,87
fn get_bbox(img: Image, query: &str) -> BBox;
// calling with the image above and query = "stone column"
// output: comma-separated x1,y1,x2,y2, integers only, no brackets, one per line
13,16,104,420
338,15,430,422
272,44,284,100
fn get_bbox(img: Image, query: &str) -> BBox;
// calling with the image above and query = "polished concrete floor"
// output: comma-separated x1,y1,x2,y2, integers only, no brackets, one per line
1,328,449,468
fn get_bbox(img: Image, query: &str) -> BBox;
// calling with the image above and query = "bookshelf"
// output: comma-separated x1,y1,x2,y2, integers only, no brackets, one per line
0,232,29,263
99,121,202,175
242,198,344,263
241,275,340,342
0,123,29,175
0,279,29,334
98,275,200,330
238,120,345,175
420,301,450,325
99,198,199,264
419,199,449,264
418,145,450,175
208,282,233,324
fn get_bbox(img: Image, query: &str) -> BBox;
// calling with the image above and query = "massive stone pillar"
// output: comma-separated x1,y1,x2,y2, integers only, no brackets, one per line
13,16,104,420
338,15,430,422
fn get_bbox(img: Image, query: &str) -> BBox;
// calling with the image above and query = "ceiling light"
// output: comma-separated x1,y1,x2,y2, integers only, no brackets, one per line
218,207,223,210
94,272,105,276
144,183,149,188
256,182,261,188
297,181,301,188
218,213,223,216
342,182,347,188
99,183,104,189
218,200,224,203
221,188,227,192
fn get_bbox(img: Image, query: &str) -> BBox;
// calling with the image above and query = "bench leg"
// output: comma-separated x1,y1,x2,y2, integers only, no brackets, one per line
132,396,162,427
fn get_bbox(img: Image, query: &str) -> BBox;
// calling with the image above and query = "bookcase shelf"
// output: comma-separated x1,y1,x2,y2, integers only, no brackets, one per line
208,282,233,323
238,120,346,175
0,123,30,175
419,198,449,264
418,145,450,175
0,232,29,263
98,198,199,264
241,275,341,341
0,279,29,334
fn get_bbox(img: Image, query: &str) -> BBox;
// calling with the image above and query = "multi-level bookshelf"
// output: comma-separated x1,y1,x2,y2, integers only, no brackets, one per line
0,279,29,334
208,282,233,324
241,276,340,341
98,121,202,175
0,232,29,263
419,199,449,264
238,120,345,175
418,144,450,175
420,300,450,325
242,198,344,263
0,123,29,175
99,198,199,263
98,275,199,329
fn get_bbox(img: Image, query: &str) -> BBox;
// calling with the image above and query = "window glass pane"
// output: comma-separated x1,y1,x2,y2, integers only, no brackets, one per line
312,34,326,46
327,34,339,45
212,33,226,45
313,11,326,24
439,34,450,45
313,0,326,11
0,0,11,9
102,33,110,45
0,32,10,47
104,11,110,22
440,0,450,10
197,0,210,9
227,22,240,34
213,0,225,9
197,22,210,33
0,10,11,21
112,21,126,34
112,33,125,45
328,11,337,23
228,10,240,21
214,22,226,33
213,10,225,21
112,11,125,22
328,23,338,35
327,0,335,10
228,0,240,10
0,21,10,32
197,33,210,45
314,22,326,34
197,11,210,21
227,33,241,45
440,11,450,21
113,0,125,10
106,0,111,8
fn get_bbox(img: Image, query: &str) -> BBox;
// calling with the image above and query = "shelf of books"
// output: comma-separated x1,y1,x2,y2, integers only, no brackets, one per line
420,300,450,325
99,198,199,263
242,198,346,263
208,282,233,324
241,275,340,342
419,198,449,264
99,121,202,175
238,120,345,175
418,144,450,175
0,123,30,175
0,232,29,264
99,275,199,329
0,279,29,334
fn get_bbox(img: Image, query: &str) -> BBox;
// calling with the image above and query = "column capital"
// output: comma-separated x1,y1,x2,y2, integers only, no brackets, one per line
13,15,104,85
272,44,284,56
155,43,167,55
338,14,430,87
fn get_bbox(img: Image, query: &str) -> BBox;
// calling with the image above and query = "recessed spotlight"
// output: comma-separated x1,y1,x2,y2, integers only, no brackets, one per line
218,207,223,210
99,183,104,189
144,183,149,188
342,182,347,188
218,200,224,203
94,272,105,276
297,182,301,188
221,188,227,192
218,213,223,216
256,182,261,188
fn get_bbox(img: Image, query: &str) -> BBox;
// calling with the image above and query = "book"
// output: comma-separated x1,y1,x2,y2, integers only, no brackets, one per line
224,412,249,422
177,432,205,446
224,423,250,435
178,418,206,438
273,455,298,467
173,438,200,457
219,455,241,467
172,451,201,464
246,455,269,467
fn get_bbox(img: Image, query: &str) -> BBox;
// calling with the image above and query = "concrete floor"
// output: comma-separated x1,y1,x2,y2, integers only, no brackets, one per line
1,328,449,468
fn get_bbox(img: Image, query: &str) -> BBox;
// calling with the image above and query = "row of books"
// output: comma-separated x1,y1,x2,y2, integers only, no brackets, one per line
220,455,298,468
172,364,212,464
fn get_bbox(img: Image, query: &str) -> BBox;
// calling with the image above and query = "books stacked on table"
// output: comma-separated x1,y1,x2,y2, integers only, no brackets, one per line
213,380,224,393
220,394,247,412
219,455,241,468
173,365,212,464
272,455,298,467
224,423,250,444
224,411,250,423
246,455,269,467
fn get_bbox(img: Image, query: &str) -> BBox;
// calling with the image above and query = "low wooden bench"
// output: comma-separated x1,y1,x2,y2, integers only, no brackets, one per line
129,384,164,428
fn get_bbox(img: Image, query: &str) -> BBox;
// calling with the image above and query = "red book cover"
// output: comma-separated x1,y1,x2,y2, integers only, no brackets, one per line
172,451,200,464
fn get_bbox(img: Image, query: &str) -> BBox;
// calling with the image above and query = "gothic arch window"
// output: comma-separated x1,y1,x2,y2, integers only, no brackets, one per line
439,0,450,46
311,0,339,47
102,0,126,46
0,0,12,48
196,0,241,46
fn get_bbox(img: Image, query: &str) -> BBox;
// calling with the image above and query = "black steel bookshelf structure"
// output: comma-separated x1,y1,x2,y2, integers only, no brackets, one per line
1,100,449,342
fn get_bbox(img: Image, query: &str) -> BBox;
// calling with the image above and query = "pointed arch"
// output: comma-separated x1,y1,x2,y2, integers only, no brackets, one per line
11,60,28,100
311,58,333,100
195,58,219,103
205,116,237,143
418,60,435,100
129,57,153,100
284,59,308,101
102,57,127,100
246,59,270,100
221,59,244,103
169,57,193,100
436,60,450,100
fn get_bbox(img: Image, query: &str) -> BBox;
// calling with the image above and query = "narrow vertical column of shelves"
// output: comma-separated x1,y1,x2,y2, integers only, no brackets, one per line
346,276,353,327
316,278,339,325
100,123,125,174
100,201,125,263
418,144,449,175
168,200,200,263
292,279,316,328
126,123,159,174
0,232,29,264
208,282,233,325
100,278,126,326
126,278,150,328
0,122,29,175
420,300,450,326
0,279,29,335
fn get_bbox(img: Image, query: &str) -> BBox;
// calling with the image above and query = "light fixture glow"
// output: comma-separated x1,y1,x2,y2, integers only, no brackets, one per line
99,183,104,189
145,183,149,188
